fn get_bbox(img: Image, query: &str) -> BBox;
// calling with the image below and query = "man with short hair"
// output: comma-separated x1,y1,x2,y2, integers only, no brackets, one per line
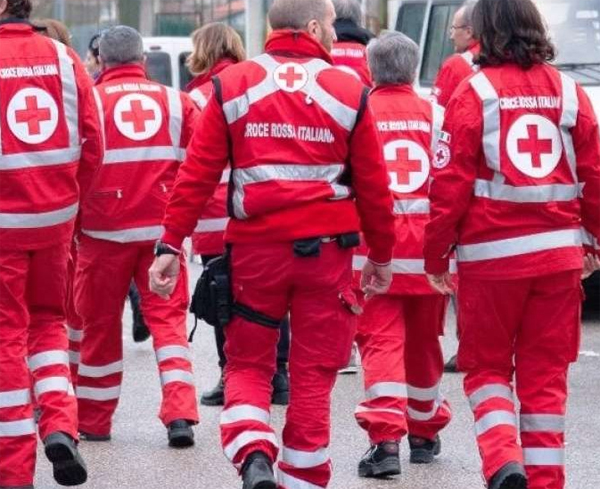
432,0,479,107
331,0,374,86
149,0,396,488
353,31,453,479
0,0,99,486
75,25,200,447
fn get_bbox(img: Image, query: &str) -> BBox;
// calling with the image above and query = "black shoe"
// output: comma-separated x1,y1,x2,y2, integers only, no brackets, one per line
409,434,441,464
358,441,400,478
201,375,225,406
167,419,194,448
271,365,289,406
444,354,459,373
79,431,111,442
130,284,150,343
241,451,276,489
488,462,528,489
43,432,88,486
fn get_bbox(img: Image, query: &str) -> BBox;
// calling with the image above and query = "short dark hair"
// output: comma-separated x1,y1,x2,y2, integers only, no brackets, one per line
473,0,555,69
6,0,32,19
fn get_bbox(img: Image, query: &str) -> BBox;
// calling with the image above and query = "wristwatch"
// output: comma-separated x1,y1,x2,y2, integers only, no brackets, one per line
154,241,181,257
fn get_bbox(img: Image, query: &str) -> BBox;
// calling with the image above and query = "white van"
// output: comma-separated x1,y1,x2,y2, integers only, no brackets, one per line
142,36,194,91
387,0,600,114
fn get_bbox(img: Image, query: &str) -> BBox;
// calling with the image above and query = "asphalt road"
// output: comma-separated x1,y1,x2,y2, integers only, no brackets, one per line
32,261,600,489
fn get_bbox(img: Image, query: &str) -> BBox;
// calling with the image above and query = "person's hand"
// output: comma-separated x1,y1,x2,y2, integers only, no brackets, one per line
149,255,180,299
582,253,600,280
361,260,392,300
427,272,454,295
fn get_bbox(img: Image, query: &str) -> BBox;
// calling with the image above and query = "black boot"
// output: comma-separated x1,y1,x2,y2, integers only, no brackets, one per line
167,419,195,448
241,451,276,489
408,434,441,464
271,364,289,406
358,441,400,478
488,462,528,489
201,374,225,406
129,284,150,343
43,432,88,486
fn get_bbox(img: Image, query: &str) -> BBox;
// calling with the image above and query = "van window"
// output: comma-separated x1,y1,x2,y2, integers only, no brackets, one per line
420,4,460,87
145,51,172,87
179,52,194,91
395,3,427,44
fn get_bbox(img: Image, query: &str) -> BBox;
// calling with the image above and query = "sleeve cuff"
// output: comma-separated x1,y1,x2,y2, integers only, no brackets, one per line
161,229,186,251
367,250,393,266
425,257,450,275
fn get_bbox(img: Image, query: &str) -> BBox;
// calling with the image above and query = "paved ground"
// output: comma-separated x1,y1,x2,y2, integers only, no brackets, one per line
33,261,600,489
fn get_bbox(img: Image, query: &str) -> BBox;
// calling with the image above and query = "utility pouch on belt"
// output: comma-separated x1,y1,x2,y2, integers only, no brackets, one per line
189,251,281,340
292,232,360,258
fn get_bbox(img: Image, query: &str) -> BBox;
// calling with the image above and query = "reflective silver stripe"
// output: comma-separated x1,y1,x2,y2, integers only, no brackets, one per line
407,400,449,422
473,179,580,203
461,50,475,67
222,54,280,124
0,419,36,437
353,256,457,275
559,73,579,180
103,146,186,164
34,376,73,397
457,229,581,262
475,410,517,436
82,226,164,243
470,72,501,172
79,361,123,378
393,199,430,215
76,385,121,401
408,383,440,402
366,382,407,399
282,446,329,469
220,405,271,425
68,350,80,365
278,471,324,489
155,345,191,363
523,447,565,466
160,369,194,387
221,168,231,183
582,228,600,250
166,87,183,148
0,147,82,170
28,350,69,371
355,405,404,417
0,389,31,408
223,430,279,462
430,102,445,151
93,87,105,145
66,327,83,342
520,414,565,433
469,383,514,411
190,88,208,109
0,203,78,229
53,40,79,148
194,218,229,233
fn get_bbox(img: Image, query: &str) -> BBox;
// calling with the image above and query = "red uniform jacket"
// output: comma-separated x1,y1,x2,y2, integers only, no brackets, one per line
424,63,600,279
353,84,451,294
0,21,101,250
186,58,237,256
331,41,372,87
80,64,198,243
162,30,395,264
432,43,480,108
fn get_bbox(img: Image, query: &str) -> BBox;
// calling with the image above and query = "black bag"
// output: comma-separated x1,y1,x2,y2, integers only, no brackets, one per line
189,254,232,331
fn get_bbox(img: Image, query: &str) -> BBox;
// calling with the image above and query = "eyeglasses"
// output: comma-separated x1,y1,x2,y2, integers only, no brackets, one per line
450,24,470,32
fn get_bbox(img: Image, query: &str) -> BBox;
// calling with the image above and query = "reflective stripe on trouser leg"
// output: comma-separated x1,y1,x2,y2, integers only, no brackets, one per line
404,295,452,440
66,244,82,384
134,250,199,426
26,244,79,441
354,295,408,444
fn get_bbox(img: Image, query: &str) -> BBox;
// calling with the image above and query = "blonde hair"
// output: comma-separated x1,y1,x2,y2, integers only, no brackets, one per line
187,23,246,75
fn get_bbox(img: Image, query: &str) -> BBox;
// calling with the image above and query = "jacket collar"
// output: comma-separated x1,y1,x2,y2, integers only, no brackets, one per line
185,57,236,92
265,30,333,64
0,18,35,32
333,18,374,46
371,83,416,97
96,63,148,85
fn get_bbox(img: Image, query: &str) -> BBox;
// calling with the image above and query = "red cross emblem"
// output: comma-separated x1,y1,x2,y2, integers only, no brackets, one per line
114,94,162,141
384,140,430,193
274,63,308,92
278,66,303,89
395,147,423,185
517,124,553,169
15,95,52,136
121,99,156,133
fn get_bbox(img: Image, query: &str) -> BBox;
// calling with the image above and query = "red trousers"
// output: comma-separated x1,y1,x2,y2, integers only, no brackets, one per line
66,244,82,384
458,270,582,489
354,294,451,443
74,236,199,436
220,242,357,489
0,244,78,487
